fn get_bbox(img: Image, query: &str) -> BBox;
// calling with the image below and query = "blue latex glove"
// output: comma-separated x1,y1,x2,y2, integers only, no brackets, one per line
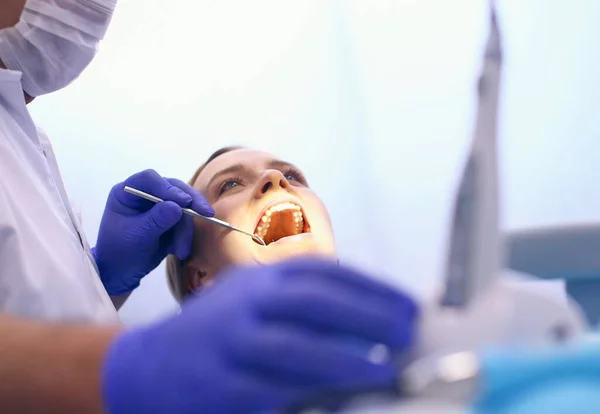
474,345,600,414
93,169,214,296
102,257,418,414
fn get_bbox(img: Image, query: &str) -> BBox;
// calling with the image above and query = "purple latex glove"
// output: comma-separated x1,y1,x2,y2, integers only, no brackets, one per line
102,257,419,414
93,169,214,296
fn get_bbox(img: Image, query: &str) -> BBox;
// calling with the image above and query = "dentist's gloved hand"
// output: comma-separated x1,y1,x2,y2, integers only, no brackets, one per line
102,257,418,414
93,169,214,296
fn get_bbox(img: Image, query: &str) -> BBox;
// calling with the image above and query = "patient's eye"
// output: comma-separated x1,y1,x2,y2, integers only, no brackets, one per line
283,167,307,186
218,177,244,195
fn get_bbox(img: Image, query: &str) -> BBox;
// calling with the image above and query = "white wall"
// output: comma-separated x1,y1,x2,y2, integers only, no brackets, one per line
27,0,600,325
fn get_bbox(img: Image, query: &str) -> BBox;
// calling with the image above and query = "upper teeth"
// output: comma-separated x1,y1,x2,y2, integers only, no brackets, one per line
264,202,301,215
255,202,304,240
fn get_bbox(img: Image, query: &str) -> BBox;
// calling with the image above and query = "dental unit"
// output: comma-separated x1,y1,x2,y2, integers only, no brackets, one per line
297,1,594,413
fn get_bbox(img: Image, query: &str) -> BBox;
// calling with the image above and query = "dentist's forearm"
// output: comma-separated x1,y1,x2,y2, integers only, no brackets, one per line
0,314,120,413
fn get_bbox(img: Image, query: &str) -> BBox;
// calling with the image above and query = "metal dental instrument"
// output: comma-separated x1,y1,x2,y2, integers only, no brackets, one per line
439,0,503,310
123,186,267,246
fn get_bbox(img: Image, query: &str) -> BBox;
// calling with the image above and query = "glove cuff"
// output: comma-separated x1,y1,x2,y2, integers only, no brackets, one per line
92,246,140,296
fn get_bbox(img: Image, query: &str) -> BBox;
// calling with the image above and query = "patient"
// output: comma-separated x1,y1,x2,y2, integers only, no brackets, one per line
167,146,337,301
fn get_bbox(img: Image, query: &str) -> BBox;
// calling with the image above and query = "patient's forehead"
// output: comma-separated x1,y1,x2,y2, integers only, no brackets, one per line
194,148,276,189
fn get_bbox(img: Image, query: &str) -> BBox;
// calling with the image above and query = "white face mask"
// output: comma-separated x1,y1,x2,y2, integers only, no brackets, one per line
0,0,116,97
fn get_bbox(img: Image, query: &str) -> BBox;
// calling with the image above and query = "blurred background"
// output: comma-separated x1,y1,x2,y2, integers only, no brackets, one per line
27,0,600,325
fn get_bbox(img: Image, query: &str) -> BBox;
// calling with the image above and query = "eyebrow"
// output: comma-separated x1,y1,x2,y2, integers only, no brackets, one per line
204,159,297,193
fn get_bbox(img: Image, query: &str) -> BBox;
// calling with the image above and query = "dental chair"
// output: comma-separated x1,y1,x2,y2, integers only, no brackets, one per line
507,222,600,329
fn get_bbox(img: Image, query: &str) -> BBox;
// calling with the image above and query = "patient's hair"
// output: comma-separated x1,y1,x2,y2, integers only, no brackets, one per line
166,145,242,302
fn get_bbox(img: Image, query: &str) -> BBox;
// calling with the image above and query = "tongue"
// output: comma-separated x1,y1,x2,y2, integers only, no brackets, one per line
263,210,303,244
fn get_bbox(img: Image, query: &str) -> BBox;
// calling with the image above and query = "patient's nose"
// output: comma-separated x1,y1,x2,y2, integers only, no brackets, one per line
254,170,289,198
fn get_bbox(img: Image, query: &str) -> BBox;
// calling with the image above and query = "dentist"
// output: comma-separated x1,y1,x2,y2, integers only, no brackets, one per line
0,0,418,413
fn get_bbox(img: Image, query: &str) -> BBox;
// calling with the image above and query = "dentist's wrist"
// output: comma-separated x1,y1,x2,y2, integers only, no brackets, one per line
91,247,138,297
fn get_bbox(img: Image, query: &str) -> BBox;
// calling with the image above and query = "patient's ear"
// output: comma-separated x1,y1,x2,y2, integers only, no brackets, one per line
184,262,211,293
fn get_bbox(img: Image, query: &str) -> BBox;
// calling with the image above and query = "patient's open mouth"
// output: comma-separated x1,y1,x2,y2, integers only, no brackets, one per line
253,201,311,245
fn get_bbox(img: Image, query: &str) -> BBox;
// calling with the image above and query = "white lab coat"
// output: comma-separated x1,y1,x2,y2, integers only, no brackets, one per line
0,68,118,323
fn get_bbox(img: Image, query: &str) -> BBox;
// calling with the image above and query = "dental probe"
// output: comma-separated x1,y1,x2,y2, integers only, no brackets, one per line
123,186,267,246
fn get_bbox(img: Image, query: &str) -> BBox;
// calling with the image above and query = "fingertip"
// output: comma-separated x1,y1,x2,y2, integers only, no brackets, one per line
177,190,193,206
176,245,191,260
163,184,189,204
188,195,214,217
201,203,215,217
167,200,185,217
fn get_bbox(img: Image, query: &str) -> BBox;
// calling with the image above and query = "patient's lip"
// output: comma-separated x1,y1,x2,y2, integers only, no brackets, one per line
268,232,314,246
